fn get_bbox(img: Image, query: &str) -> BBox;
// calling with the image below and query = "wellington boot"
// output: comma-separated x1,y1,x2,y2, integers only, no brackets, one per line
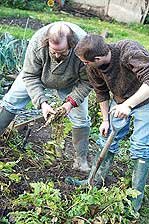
131,158,149,212
93,151,115,186
0,106,15,135
65,176,88,186
72,127,90,172
65,151,114,187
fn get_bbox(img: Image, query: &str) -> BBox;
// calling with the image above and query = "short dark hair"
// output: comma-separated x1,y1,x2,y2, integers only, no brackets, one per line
75,34,109,61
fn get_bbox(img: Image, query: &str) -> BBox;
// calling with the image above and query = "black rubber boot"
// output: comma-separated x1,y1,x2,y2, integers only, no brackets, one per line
131,158,149,212
72,127,90,172
0,106,15,135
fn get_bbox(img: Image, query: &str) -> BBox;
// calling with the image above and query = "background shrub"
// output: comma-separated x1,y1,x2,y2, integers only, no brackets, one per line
0,0,51,12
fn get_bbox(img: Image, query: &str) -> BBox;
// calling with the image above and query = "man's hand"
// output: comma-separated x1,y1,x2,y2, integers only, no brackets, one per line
110,103,131,119
41,102,56,120
99,120,110,137
60,102,73,114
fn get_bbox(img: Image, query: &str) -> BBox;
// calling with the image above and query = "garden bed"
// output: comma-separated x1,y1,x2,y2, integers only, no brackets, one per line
0,14,148,224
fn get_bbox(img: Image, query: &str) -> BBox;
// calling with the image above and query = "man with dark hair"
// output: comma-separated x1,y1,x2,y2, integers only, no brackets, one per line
0,22,92,172
73,34,149,212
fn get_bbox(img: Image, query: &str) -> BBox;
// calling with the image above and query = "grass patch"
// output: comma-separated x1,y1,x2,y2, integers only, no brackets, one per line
0,25,34,39
0,6,149,49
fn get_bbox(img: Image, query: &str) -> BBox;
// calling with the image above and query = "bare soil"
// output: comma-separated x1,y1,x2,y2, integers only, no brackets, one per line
0,17,45,30
0,116,126,219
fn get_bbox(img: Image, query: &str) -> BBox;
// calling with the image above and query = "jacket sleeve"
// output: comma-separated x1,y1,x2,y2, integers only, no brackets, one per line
68,63,93,106
87,68,110,102
121,42,149,86
22,41,48,109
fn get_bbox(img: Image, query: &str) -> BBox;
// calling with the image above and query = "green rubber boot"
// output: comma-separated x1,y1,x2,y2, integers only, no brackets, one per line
72,127,90,172
91,151,114,186
0,106,15,135
65,150,114,186
131,158,149,212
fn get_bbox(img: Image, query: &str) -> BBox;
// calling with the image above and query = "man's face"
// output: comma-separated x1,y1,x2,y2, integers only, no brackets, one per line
49,40,70,63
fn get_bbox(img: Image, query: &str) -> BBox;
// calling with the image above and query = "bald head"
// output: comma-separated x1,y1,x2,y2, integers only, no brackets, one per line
43,22,78,50
47,23,70,55
43,23,79,62
48,23,71,45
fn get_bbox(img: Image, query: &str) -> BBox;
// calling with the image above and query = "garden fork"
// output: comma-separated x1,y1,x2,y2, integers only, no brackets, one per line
88,113,128,187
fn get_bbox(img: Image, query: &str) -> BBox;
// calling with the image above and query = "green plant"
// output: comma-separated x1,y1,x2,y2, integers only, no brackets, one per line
9,182,140,223
68,186,140,223
88,91,101,128
0,0,53,12
9,211,43,224
140,185,149,224
25,101,34,110
0,217,9,224
0,33,28,75
10,181,65,223
7,129,24,150
0,159,22,183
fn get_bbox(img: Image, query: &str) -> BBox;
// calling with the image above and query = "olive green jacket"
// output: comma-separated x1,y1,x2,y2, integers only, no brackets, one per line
22,22,92,109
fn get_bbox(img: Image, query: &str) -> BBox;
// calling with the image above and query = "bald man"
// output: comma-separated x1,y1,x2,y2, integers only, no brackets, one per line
0,22,92,172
